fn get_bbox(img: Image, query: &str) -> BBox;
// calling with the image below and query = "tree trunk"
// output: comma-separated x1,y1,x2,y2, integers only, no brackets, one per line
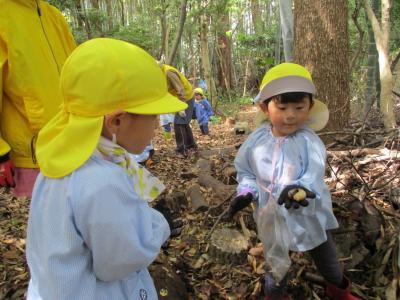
364,0,379,117
75,0,92,39
166,0,188,65
293,0,350,131
250,0,263,35
105,0,113,31
364,0,396,128
279,0,294,62
199,15,218,107
158,0,168,60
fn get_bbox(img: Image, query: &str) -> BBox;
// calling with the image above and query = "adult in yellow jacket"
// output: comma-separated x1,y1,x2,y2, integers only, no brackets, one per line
0,0,76,197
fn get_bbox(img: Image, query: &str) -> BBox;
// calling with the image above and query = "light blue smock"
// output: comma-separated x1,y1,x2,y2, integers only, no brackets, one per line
26,154,170,300
131,143,154,163
234,123,338,252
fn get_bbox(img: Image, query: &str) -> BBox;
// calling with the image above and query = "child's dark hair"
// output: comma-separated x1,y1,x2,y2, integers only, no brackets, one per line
265,92,313,105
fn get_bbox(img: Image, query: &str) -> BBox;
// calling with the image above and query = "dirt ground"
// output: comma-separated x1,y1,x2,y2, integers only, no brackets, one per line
1,104,399,299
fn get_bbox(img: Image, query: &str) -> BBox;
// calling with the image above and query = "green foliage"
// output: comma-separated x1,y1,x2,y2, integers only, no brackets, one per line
209,115,222,124
217,94,255,117
390,0,400,54
109,24,158,53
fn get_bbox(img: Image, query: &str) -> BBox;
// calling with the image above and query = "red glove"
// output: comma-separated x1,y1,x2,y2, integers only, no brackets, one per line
0,154,15,187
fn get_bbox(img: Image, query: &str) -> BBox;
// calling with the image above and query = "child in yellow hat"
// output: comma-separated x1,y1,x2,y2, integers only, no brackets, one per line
26,38,187,300
193,87,213,135
226,63,359,300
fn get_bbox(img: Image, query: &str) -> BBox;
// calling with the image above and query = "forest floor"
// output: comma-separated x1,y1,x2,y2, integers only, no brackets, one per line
1,104,399,300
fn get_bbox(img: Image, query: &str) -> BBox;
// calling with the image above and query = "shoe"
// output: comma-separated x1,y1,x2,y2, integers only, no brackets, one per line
326,277,359,300
175,152,187,158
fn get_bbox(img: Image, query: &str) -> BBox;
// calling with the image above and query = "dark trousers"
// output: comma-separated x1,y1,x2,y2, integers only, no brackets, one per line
174,123,196,155
199,123,209,135
264,231,343,299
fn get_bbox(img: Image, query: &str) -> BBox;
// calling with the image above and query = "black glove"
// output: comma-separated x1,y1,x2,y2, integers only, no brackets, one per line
227,192,254,218
277,185,316,209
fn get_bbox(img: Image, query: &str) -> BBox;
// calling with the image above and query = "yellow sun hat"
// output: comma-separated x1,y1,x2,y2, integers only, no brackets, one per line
36,38,188,178
194,87,204,96
253,63,329,131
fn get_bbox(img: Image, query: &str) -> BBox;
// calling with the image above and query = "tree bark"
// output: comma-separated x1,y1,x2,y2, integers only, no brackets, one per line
364,0,379,117
364,0,396,128
166,0,188,65
250,0,263,35
279,0,294,62
293,0,350,131
199,14,218,107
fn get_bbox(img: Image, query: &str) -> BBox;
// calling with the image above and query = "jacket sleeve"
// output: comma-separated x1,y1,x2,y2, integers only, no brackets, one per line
0,32,11,156
166,71,186,101
74,180,170,282
204,99,213,116
234,137,259,198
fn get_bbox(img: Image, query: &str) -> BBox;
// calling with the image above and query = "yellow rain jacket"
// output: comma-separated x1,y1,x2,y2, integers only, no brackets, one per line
0,0,76,168
161,64,194,101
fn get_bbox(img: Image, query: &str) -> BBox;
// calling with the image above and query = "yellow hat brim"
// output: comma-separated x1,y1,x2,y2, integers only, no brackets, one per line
125,92,187,115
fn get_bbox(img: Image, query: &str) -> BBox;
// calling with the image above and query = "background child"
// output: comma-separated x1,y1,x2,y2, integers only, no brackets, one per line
193,87,213,135
26,38,187,300
227,63,358,300
160,64,197,157
159,113,174,139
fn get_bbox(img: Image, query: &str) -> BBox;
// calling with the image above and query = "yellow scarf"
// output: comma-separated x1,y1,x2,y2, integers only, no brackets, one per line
96,136,164,202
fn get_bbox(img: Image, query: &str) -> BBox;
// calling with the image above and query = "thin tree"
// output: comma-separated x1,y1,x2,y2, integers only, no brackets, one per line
364,0,396,128
166,0,188,65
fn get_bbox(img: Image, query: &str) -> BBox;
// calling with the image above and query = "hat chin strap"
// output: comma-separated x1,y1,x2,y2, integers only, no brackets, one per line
112,133,117,144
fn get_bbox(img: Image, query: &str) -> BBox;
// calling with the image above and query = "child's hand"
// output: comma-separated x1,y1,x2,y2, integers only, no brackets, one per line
227,192,254,218
178,110,186,118
277,185,316,209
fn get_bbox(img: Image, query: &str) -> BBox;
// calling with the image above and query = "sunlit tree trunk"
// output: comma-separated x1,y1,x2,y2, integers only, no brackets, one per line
279,0,293,62
250,0,263,35
364,0,379,117
158,0,168,60
166,0,188,65
75,0,92,38
293,0,349,131
365,0,396,128
200,15,217,107
105,0,113,31
216,12,232,90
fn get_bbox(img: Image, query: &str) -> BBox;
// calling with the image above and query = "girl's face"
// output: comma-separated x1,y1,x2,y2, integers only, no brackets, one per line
103,112,158,154
259,96,312,137
194,93,202,101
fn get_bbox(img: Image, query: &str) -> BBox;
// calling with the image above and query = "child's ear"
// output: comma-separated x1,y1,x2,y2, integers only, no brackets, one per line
104,112,124,131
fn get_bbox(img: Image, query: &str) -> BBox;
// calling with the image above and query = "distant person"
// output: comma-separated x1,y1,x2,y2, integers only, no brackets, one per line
160,113,174,140
193,87,213,135
227,63,359,300
160,64,197,157
26,38,188,300
0,0,76,197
